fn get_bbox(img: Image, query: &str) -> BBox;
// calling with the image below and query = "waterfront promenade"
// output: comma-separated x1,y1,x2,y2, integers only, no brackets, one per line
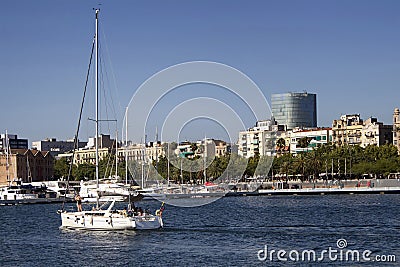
228,178,400,196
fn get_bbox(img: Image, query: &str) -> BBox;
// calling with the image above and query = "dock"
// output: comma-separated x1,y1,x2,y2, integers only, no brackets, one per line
0,198,73,206
257,186,400,196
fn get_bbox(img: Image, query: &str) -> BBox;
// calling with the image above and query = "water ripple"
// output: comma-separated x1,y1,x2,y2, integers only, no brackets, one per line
0,195,399,266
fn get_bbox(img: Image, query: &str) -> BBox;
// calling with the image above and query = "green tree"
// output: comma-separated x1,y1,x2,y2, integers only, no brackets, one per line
294,153,308,180
54,158,71,179
72,163,95,180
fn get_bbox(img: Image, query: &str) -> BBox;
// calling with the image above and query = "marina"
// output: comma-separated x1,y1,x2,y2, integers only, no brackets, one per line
2,177,400,206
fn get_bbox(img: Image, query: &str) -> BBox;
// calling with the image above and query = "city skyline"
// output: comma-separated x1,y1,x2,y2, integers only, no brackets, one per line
1,1,399,143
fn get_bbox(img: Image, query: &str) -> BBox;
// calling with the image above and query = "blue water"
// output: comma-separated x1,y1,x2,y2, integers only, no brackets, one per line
1,195,399,266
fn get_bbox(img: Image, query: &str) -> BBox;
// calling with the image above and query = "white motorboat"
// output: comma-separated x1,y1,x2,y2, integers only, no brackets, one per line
79,180,129,203
137,185,168,200
31,181,76,199
0,184,38,201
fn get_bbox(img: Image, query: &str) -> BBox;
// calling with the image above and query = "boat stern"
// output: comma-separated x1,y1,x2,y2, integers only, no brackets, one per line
135,215,163,230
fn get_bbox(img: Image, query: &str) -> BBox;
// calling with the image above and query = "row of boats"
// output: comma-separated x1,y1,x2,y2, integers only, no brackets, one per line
0,178,247,203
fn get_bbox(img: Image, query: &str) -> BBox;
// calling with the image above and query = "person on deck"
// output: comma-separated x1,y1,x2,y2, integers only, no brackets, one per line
75,193,82,212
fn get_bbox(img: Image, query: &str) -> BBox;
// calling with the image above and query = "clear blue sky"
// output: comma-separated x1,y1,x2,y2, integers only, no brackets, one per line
1,0,399,144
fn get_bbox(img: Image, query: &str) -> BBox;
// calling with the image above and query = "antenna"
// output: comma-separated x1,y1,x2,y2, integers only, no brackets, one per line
93,4,102,10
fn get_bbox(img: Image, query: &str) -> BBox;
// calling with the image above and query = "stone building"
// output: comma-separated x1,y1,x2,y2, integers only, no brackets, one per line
0,149,54,186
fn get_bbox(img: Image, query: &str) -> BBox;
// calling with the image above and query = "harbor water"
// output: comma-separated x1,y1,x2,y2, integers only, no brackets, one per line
1,195,399,266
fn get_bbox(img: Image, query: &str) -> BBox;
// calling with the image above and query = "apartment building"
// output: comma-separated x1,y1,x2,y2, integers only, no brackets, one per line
361,117,392,147
0,134,28,150
332,114,392,147
117,142,165,164
289,128,332,154
393,108,400,153
238,119,277,158
332,114,364,146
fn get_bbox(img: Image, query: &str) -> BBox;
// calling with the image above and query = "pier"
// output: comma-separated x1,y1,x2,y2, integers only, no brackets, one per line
257,186,400,196
0,198,72,206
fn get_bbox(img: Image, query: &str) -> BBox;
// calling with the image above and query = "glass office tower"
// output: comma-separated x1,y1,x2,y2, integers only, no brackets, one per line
271,92,317,129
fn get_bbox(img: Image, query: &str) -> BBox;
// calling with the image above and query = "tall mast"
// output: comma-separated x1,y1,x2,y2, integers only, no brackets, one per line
95,8,100,208
167,142,170,186
5,130,10,186
141,137,145,189
155,126,158,173
125,107,128,185
115,130,118,179
204,135,207,182
27,157,32,183
180,156,183,184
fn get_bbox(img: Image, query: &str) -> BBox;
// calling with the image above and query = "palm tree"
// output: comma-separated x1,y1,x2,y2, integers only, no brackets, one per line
306,150,322,182
294,153,307,181
276,138,286,155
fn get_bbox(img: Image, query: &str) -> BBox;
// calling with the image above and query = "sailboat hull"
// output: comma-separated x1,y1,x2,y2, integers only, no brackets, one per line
60,211,136,230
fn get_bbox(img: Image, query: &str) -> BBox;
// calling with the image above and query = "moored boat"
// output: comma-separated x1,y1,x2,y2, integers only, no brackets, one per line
0,184,38,201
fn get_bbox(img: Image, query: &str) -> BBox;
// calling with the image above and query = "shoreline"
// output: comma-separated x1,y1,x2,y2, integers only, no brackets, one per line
230,186,400,197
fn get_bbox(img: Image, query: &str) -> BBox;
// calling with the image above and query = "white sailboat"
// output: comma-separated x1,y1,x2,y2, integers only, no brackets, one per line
59,9,163,230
